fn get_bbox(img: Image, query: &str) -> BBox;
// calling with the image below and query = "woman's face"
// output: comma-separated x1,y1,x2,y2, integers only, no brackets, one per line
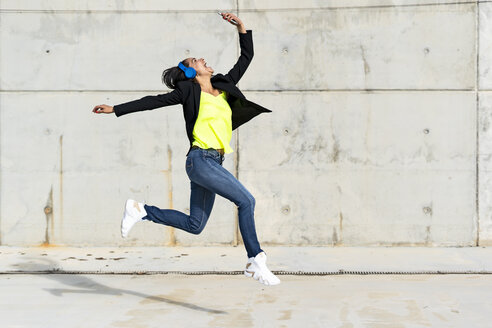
186,57,214,76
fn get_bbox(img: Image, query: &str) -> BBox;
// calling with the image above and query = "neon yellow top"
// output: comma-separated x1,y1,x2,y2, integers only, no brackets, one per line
192,91,233,154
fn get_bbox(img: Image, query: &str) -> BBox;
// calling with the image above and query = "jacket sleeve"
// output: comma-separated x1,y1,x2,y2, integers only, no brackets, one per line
113,88,183,117
224,30,254,85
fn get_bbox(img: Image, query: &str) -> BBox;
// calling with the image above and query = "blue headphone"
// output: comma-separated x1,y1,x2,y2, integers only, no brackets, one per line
178,62,196,79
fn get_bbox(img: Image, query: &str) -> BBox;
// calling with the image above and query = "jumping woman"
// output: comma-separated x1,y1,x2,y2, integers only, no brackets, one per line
92,13,280,286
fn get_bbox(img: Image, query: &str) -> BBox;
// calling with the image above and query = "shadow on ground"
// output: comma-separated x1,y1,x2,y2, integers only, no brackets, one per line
12,257,227,315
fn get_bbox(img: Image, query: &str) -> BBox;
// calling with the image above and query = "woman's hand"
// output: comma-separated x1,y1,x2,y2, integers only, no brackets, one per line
92,104,114,114
220,12,246,34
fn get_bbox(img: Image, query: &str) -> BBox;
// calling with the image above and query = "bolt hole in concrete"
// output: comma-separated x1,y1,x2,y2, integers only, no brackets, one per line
423,47,430,54
282,205,291,215
283,129,289,135
45,50,50,53
185,49,190,55
423,128,430,134
423,206,433,215
282,48,288,54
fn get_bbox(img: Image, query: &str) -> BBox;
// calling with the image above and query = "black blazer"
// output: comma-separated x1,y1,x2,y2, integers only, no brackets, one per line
113,30,272,152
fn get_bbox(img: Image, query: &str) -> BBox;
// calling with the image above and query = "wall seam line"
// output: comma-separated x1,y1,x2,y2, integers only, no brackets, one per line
0,2,491,14
0,89,479,93
0,0,2,246
476,0,481,246
233,0,240,247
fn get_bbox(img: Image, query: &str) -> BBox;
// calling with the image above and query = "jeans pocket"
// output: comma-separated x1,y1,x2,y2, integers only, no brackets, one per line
185,156,193,173
203,150,221,163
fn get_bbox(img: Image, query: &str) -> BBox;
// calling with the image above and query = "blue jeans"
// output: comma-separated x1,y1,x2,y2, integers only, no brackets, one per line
143,147,263,258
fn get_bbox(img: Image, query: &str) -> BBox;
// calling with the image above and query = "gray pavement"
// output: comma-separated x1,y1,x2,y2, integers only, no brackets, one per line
2,274,492,327
2,246,492,327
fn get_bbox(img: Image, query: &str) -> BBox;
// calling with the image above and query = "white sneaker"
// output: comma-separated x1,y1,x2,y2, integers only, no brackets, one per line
121,199,147,238
244,252,281,286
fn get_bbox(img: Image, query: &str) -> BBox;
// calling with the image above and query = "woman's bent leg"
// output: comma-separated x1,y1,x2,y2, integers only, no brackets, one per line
144,181,215,235
189,150,263,258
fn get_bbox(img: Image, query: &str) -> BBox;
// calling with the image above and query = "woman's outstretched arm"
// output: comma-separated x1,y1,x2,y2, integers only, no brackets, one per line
92,104,114,114
92,88,183,117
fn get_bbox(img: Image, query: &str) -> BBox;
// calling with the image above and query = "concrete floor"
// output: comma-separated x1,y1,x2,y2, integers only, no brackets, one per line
2,246,492,327
3,246,492,274
1,273,492,328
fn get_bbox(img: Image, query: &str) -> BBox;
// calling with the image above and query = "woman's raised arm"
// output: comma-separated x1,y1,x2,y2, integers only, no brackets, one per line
220,12,246,34
219,13,253,85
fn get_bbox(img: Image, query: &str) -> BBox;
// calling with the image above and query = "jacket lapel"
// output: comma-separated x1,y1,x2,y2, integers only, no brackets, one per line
211,74,246,99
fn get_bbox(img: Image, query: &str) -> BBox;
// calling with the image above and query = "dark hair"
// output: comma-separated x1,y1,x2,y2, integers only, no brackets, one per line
161,59,191,89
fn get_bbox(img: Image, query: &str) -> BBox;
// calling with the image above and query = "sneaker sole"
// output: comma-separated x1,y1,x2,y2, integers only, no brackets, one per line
244,270,253,278
244,265,281,285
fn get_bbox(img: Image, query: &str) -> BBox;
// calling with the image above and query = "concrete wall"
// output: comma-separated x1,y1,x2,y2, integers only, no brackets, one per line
0,0,488,247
